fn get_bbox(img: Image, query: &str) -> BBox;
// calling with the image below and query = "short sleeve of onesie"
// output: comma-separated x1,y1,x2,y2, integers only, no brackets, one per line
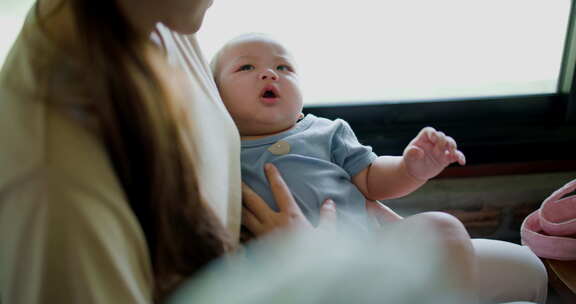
331,119,378,177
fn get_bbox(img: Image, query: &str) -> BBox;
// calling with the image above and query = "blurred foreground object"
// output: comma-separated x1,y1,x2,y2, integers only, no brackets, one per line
168,220,471,304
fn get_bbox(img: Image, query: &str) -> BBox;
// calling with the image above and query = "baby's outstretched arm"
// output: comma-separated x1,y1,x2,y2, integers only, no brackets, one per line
353,127,465,200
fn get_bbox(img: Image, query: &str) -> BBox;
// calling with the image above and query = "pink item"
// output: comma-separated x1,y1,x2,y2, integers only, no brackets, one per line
521,178,576,261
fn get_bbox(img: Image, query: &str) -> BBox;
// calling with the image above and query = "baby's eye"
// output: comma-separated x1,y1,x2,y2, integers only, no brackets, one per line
276,64,293,72
237,64,255,72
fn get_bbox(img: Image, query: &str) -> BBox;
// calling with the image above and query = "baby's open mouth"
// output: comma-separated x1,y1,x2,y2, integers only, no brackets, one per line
262,90,277,98
260,86,280,103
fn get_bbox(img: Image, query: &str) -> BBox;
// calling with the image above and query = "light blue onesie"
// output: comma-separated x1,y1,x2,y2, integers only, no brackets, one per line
241,114,378,226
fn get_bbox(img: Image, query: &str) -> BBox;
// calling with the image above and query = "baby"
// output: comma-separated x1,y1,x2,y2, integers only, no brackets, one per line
211,33,465,226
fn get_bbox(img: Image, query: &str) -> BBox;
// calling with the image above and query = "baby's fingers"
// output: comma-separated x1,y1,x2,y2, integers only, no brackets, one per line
445,136,457,152
446,149,466,166
441,136,457,159
422,127,437,141
433,131,449,158
442,136,465,166
454,150,466,166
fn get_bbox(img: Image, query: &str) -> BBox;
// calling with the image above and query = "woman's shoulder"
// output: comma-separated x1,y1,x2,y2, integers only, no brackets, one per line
0,6,104,190
1,3,94,104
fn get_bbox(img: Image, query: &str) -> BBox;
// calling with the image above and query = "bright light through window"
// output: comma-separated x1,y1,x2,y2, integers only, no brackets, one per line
0,1,34,68
198,0,572,104
1,1,571,105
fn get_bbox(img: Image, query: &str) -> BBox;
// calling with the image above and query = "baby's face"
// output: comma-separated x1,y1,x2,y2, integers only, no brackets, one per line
215,37,303,136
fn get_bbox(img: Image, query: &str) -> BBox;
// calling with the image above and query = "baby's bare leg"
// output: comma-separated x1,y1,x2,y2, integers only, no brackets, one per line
389,211,478,300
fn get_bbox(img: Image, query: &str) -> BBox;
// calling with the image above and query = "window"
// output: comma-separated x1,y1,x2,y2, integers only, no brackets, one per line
0,1,33,67
199,0,576,166
198,0,571,104
2,1,574,167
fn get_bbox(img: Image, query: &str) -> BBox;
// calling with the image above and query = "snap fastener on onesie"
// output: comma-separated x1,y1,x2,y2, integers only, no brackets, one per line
267,140,291,155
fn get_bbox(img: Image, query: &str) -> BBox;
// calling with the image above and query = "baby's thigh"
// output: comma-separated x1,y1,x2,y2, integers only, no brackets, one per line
400,211,470,241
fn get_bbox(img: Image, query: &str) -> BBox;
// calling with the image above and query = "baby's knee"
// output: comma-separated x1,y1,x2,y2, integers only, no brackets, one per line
410,211,469,240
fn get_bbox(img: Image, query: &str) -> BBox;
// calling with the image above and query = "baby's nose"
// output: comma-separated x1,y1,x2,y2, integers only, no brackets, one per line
260,69,278,81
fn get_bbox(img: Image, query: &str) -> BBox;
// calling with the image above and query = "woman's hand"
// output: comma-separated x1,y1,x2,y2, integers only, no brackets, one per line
242,164,337,238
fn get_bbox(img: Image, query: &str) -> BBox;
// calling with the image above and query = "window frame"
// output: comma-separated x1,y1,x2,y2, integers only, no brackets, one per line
304,2,576,167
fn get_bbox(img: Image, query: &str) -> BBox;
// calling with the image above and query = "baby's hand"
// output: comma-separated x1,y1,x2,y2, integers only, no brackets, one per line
402,127,465,181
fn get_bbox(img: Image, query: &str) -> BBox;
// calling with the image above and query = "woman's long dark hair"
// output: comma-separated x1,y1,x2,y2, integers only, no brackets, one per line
42,0,234,301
